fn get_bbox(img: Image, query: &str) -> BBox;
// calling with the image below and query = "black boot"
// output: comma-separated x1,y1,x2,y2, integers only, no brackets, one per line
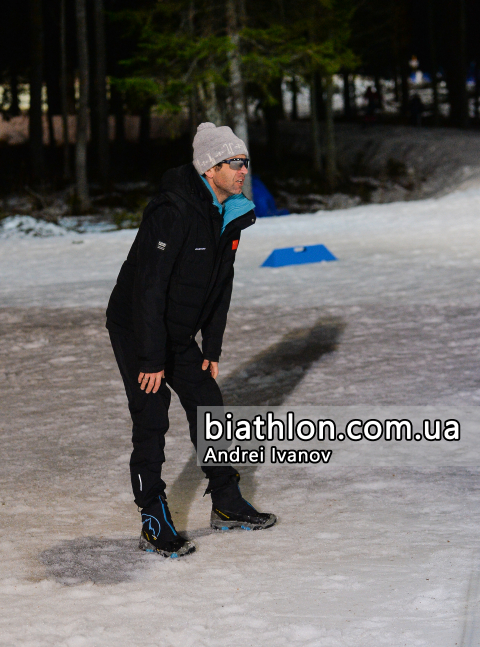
206,474,277,531
139,495,196,558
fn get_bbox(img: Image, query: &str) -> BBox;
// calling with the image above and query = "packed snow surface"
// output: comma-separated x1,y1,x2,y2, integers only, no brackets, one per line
1,188,480,646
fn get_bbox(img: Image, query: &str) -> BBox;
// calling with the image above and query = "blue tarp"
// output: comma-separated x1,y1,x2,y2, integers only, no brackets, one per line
252,175,290,218
262,244,337,268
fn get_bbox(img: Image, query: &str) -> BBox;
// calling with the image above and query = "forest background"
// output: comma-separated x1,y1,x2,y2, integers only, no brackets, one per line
0,0,478,216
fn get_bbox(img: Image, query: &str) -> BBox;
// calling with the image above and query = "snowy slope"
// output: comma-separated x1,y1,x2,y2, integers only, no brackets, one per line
1,190,480,646
2,188,480,309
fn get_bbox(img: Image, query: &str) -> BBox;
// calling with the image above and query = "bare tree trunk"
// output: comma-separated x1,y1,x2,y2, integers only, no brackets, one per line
226,0,251,198
325,75,337,190
393,0,410,120
310,75,322,175
458,0,468,127
400,61,409,118
75,0,90,212
394,69,400,103
314,71,325,120
29,0,45,184
350,75,357,116
263,79,283,168
444,0,468,127
428,0,439,126
198,78,222,125
67,70,76,114
93,0,109,186
139,104,151,149
111,87,125,143
189,88,199,139
291,76,298,121
60,0,70,180
110,85,125,177
475,62,480,123
188,2,198,139
374,75,383,112
10,71,20,116
46,90,56,148
343,72,351,119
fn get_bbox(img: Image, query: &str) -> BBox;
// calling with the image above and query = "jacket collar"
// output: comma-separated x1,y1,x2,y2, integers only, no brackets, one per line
157,164,256,234
159,163,212,218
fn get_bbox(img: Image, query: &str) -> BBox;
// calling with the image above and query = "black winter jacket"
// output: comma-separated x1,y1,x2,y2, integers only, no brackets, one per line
106,163,256,373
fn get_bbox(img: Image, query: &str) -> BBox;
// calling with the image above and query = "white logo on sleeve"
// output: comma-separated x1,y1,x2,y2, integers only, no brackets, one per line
157,241,166,251
195,247,206,251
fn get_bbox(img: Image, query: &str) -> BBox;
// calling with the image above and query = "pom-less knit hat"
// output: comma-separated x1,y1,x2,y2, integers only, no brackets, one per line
193,122,248,174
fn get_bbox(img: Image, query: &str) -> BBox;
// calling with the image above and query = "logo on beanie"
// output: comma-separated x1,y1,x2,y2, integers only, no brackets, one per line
193,122,248,175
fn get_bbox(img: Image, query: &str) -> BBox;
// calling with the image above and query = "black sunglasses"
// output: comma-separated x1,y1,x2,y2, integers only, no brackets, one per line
220,157,250,170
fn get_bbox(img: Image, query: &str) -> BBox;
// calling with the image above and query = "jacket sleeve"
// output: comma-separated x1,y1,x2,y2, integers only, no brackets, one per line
133,204,185,373
201,267,234,362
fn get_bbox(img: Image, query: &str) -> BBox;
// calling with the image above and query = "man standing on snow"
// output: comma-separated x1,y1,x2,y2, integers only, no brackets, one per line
106,123,276,558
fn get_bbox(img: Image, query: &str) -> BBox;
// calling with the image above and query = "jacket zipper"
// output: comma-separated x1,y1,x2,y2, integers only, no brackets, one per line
188,207,222,340
189,209,255,340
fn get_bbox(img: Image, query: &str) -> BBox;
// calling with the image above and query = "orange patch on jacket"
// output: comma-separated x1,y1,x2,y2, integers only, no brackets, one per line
232,240,239,250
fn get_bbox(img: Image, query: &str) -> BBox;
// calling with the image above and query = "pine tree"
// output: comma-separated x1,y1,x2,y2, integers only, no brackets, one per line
111,0,356,191
112,1,230,118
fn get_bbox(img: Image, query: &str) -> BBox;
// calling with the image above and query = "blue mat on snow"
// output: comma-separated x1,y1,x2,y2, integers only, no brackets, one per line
252,175,290,218
262,244,337,267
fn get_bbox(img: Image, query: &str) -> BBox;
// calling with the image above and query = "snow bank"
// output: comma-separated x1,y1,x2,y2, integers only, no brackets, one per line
0,214,120,240
0,215,69,239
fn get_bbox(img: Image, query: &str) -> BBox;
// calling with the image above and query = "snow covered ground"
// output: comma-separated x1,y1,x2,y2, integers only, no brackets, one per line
1,188,480,646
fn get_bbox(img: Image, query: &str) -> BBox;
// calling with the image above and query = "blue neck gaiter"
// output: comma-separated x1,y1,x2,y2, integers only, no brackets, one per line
201,176,255,234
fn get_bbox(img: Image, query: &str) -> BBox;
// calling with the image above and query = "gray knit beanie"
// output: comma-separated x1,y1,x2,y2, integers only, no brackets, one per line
193,122,248,174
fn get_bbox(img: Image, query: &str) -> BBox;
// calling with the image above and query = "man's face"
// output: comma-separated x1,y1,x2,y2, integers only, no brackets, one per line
205,154,249,202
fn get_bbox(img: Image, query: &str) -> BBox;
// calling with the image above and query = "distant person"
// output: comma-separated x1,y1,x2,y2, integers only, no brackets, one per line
106,123,277,558
364,86,380,125
409,93,424,126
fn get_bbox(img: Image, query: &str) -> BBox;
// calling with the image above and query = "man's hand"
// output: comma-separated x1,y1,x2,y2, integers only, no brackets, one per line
138,371,164,394
202,359,219,380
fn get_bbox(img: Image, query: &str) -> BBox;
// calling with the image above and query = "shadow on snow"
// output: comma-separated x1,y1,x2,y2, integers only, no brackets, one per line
39,317,344,583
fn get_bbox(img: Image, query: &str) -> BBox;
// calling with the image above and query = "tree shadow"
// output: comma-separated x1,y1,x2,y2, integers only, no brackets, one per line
220,318,344,407
170,317,345,535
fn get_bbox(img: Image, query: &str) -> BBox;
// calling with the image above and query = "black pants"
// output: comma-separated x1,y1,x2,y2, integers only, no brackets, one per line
109,331,236,509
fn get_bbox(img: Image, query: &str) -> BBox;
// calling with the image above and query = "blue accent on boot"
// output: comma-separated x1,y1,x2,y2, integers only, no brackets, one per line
160,498,177,536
